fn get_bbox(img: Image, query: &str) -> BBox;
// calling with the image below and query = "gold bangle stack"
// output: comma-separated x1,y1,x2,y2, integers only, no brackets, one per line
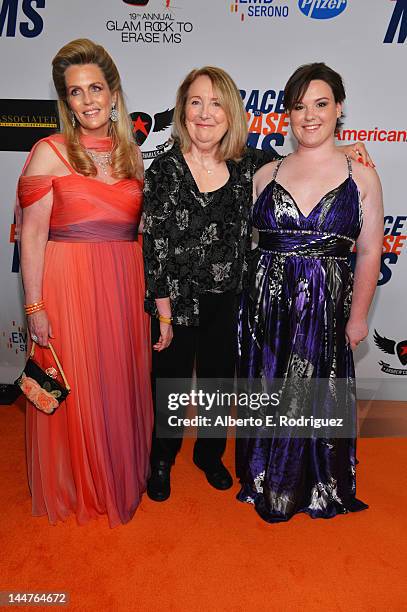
158,314,172,325
24,300,45,315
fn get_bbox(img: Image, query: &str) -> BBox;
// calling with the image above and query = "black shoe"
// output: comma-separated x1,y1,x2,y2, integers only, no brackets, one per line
193,456,233,490
147,461,171,502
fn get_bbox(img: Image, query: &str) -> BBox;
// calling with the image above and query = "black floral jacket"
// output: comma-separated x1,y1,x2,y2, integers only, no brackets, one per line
143,142,277,326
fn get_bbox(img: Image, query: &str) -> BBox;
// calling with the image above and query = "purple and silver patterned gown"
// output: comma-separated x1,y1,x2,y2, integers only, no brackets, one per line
236,156,368,523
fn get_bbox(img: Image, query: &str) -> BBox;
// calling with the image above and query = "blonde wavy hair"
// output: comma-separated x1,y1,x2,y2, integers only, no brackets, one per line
172,66,248,162
52,38,142,179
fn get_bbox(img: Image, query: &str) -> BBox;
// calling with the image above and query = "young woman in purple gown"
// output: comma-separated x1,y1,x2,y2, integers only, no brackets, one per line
237,63,383,523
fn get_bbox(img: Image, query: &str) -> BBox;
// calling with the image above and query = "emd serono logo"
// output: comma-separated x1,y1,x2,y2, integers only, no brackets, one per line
230,0,289,22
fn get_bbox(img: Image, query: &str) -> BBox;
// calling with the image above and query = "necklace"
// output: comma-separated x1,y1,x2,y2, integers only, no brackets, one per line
86,148,112,176
190,157,216,175
198,161,215,175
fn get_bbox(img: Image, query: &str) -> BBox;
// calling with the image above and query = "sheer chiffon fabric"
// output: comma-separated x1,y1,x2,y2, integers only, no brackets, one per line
19,135,153,527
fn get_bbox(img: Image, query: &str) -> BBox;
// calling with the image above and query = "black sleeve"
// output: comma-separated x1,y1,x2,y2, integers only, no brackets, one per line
245,146,282,173
142,153,181,299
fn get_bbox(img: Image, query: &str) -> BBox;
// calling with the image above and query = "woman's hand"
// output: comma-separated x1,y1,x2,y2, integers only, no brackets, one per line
345,318,368,351
153,321,173,352
339,142,375,168
27,310,53,347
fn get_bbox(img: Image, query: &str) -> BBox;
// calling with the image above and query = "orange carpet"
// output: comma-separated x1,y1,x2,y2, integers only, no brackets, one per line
1,400,406,611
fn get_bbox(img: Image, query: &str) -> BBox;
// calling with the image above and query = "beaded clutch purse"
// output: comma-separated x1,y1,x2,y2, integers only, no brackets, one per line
15,342,71,415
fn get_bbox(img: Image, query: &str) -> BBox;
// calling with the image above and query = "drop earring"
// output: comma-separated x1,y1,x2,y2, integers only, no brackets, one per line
70,111,76,128
110,103,119,123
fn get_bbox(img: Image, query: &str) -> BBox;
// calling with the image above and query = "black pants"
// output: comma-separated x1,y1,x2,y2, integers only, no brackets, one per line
150,291,238,469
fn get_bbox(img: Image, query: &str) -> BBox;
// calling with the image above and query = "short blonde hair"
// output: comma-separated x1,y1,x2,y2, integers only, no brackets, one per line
172,66,247,162
52,38,143,179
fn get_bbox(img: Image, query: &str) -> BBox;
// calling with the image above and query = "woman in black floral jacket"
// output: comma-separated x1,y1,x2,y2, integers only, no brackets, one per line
142,65,369,502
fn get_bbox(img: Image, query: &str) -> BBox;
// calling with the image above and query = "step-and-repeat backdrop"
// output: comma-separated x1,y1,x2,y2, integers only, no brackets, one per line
0,0,406,399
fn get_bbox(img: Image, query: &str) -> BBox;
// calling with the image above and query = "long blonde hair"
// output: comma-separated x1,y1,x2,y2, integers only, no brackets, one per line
52,38,142,179
172,66,247,162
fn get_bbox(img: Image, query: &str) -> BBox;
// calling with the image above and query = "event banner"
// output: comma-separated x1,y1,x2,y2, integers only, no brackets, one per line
0,0,406,399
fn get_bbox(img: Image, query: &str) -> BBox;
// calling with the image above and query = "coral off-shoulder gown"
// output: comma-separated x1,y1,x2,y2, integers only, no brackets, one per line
18,135,153,527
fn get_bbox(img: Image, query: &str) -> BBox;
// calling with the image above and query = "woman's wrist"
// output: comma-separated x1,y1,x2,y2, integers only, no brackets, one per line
155,297,172,320
158,314,172,325
24,299,45,315
347,312,368,324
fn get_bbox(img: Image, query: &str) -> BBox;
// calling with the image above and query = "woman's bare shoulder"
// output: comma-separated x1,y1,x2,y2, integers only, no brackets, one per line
351,159,382,200
253,159,280,198
23,139,63,177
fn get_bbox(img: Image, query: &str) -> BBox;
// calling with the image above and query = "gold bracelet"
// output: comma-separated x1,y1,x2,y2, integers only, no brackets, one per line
25,306,46,315
25,300,45,315
25,302,44,310
158,314,172,325
25,300,44,309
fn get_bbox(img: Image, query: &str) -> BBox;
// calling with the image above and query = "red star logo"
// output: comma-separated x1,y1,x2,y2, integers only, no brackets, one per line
400,346,407,357
132,115,149,136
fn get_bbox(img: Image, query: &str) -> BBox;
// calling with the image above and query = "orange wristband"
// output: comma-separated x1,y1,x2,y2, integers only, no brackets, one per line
24,300,45,315
158,314,172,325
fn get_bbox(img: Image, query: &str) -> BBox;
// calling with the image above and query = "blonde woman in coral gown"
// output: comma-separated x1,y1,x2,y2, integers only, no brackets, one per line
18,39,152,527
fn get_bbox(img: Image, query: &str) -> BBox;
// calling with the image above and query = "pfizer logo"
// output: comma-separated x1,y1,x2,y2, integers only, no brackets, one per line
298,0,347,20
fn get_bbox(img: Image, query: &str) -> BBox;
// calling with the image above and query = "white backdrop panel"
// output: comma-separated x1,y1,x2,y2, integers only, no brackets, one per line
0,0,405,398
